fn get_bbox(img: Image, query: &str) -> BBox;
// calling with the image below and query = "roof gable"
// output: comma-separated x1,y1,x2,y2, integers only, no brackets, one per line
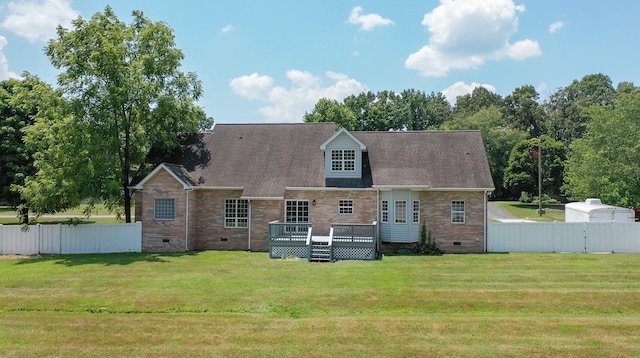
320,128,366,151
134,163,194,190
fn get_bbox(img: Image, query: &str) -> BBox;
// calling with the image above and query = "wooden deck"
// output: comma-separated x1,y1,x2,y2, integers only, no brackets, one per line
268,221,378,261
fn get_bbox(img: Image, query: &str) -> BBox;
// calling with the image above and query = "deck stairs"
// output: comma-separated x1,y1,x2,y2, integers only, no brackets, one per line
308,228,334,262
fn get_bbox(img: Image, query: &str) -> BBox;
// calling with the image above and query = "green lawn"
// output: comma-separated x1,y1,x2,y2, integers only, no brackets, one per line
0,204,122,225
1,252,639,357
494,201,566,221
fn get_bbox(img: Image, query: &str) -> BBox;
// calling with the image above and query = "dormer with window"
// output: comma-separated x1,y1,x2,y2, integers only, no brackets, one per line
320,128,367,183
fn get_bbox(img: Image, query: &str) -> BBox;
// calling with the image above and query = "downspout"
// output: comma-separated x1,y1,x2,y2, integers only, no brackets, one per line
376,189,380,255
248,199,252,251
185,188,192,252
484,191,488,253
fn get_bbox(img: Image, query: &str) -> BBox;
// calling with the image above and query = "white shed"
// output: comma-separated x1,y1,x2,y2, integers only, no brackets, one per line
565,198,635,223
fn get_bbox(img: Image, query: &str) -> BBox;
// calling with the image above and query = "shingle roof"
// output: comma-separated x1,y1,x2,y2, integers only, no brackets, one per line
153,123,494,196
353,131,494,189
187,123,335,197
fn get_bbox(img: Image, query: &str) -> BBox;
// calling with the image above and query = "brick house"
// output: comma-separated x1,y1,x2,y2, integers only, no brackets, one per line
133,123,494,258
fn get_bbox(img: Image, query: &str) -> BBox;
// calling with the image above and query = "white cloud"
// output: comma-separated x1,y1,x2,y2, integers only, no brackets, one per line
536,82,547,94
505,39,542,60
0,36,21,80
441,81,497,104
230,70,366,123
347,6,395,31
549,21,564,34
1,0,79,43
405,0,541,77
229,72,274,100
222,24,234,33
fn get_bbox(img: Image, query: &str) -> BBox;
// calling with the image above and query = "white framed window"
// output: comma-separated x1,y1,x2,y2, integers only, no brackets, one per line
451,201,465,224
331,149,356,172
225,199,249,228
154,198,175,220
413,200,420,224
381,200,388,223
395,200,407,224
285,200,309,232
339,200,354,215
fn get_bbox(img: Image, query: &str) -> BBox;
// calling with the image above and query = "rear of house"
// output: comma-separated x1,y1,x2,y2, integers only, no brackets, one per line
134,123,494,257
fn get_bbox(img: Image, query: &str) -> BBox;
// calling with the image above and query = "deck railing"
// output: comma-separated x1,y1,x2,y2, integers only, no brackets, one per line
268,221,378,260
268,221,312,242
331,221,377,243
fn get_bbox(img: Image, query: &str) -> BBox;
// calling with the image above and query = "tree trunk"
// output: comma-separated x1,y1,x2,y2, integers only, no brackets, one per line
18,205,29,225
124,189,131,223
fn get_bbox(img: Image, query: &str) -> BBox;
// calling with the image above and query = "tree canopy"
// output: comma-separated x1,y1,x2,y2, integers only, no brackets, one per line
18,6,212,222
0,75,60,222
563,91,640,207
503,136,567,198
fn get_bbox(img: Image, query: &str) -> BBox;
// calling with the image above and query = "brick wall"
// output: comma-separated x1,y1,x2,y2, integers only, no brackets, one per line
420,191,486,253
250,199,282,251
193,190,250,250
285,189,378,235
140,169,189,252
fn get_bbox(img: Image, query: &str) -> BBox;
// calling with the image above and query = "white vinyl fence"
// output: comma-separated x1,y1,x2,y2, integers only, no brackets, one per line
0,222,142,255
488,222,640,253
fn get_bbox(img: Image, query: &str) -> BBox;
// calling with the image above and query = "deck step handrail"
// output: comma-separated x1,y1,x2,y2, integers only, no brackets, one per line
305,226,313,246
328,227,334,247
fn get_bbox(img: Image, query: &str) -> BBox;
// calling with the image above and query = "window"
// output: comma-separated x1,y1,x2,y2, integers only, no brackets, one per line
339,200,354,215
451,201,465,223
225,199,249,228
154,198,175,220
286,200,309,232
381,200,388,223
395,200,407,224
413,200,420,224
331,149,356,172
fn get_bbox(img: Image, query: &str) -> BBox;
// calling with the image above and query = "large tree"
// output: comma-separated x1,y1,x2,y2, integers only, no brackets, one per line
442,107,527,198
503,136,567,198
19,7,212,222
543,73,615,146
0,75,60,223
502,85,545,137
563,91,640,207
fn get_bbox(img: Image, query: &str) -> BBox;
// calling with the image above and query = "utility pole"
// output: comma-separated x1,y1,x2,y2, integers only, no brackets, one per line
538,136,542,216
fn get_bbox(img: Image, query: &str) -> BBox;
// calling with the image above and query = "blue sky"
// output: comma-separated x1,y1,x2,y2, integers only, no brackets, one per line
0,0,638,124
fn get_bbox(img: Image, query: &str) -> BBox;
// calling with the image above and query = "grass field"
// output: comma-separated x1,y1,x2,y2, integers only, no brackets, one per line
494,201,566,222
1,251,639,357
0,204,121,225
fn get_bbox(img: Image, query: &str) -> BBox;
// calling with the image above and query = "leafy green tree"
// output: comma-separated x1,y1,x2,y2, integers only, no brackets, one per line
543,73,615,146
395,89,451,130
442,107,527,198
307,89,451,132
0,75,60,223
451,86,503,119
563,91,640,207
502,85,545,137
303,98,357,130
19,7,212,222
503,136,567,198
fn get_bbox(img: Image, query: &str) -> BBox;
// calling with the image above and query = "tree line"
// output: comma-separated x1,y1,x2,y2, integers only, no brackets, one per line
2,7,639,225
304,74,640,207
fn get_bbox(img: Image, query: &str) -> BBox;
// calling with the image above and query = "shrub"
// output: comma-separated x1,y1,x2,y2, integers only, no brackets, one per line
415,223,443,255
519,191,532,203
532,194,558,205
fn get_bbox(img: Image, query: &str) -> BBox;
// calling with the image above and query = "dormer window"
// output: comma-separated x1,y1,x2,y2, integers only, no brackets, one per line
331,149,356,172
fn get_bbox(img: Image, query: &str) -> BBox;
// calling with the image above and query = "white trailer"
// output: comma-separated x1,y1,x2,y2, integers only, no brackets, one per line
565,198,635,223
